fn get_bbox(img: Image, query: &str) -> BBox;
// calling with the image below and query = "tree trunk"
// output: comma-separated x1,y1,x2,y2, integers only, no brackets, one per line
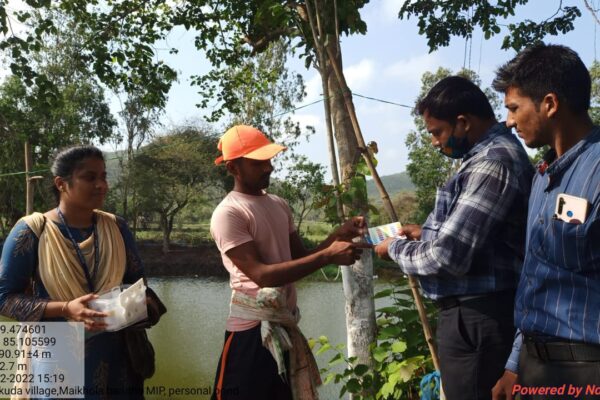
122,137,135,219
24,140,34,216
325,39,377,370
160,212,170,253
121,165,129,218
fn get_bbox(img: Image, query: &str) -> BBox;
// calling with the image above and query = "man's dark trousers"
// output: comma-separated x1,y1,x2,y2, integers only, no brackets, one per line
436,290,515,400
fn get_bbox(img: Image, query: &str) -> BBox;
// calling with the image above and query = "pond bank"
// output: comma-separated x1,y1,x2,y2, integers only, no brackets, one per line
138,241,227,278
138,240,405,281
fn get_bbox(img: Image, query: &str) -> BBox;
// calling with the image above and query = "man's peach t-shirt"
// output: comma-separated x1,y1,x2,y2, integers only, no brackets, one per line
210,191,298,332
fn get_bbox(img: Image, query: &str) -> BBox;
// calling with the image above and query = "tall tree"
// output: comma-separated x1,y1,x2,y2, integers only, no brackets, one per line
130,126,228,253
270,156,326,233
116,89,164,224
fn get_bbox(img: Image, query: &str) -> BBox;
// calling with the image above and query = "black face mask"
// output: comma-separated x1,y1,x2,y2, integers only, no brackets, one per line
441,124,470,159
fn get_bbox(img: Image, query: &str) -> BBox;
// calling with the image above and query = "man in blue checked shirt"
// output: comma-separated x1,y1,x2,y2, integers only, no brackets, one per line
491,44,600,400
374,76,534,400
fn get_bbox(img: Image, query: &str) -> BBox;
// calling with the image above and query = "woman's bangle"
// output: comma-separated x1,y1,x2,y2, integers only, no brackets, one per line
61,301,70,318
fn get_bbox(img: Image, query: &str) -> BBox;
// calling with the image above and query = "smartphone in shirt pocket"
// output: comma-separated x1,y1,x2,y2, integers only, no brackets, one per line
554,193,589,224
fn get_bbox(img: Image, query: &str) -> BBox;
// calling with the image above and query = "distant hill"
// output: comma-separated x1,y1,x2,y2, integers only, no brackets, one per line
367,171,414,199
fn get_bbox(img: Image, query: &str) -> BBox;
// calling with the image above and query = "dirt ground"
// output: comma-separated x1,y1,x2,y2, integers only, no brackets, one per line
137,240,405,281
137,241,228,277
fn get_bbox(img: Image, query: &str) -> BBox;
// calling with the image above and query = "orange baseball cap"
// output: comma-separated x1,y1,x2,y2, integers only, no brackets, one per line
214,125,287,165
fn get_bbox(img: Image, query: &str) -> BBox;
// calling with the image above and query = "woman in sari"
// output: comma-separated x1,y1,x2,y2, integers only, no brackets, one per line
0,145,160,398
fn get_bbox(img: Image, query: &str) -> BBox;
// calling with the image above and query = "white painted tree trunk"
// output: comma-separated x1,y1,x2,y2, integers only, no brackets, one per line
341,251,376,366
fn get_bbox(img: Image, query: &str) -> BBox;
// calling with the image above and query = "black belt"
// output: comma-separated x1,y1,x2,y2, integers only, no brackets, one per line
435,290,514,311
524,335,600,362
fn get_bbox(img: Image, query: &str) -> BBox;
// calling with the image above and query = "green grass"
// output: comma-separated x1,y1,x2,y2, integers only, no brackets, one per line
133,220,333,245
298,220,333,243
133,224,212,245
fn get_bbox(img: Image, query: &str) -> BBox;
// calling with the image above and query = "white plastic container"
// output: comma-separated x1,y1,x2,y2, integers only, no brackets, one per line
88,278,148,331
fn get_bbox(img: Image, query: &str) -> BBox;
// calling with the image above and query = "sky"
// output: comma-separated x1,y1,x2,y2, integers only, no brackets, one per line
4,0,600,178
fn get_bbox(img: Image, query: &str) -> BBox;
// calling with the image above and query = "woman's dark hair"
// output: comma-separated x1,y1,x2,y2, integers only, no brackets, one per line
50,145,105,203
492,43,591,114
416,76,495,123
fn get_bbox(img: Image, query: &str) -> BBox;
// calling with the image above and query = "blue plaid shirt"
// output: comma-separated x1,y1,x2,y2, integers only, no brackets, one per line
505,127,600,373
388,123,534,299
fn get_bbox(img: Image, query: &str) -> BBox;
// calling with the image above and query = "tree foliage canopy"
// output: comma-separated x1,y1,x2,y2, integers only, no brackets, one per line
130,126,229,251
1,1,176,107
399,0,582,51
0,12,117,228
270,156,325,232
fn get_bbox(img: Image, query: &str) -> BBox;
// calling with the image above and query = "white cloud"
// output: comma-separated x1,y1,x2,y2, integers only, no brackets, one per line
384,53,442,83
344,59,375,92
302,59,375,100
291,112,323,132
304,74,322,102
381,0,407,22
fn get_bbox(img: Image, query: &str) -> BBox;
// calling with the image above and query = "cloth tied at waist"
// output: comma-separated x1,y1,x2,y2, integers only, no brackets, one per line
229,287,321,400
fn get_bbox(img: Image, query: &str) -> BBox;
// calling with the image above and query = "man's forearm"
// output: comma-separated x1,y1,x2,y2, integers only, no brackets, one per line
254,250,331,287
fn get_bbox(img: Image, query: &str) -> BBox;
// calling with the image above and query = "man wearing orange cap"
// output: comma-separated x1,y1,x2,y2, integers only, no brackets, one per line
209,125,369,400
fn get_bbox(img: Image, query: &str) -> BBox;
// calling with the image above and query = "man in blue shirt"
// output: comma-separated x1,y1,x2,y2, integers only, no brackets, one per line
491,44,600,400
375,76,533,399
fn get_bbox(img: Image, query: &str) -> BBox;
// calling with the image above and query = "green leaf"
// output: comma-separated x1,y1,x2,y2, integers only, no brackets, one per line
374,288,393,299
391,341,407,354
354,364,369,376
379,325,402,339
380,381,395,398
316,343,331,355
324,373,336,385
346,378,361,393
386,361,401,374
356,159,371,175
328,352,344,366
376,306,399,315
388,371,400,385
373,346,388,363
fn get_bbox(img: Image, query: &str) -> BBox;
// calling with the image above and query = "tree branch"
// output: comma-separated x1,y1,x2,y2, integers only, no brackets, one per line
243,28,292,55
584,0,600,25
